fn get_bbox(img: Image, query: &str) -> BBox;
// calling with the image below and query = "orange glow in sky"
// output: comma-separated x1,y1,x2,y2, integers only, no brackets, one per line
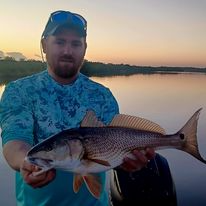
0,0,206,67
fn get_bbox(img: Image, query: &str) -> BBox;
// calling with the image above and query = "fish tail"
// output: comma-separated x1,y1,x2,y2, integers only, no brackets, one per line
178,108,206,164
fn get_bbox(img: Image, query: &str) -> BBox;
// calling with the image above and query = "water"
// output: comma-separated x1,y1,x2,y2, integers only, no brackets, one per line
0,148,15,206
1,73,206,205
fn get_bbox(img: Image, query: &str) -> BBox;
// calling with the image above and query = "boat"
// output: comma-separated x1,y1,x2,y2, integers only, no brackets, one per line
110,153,177,206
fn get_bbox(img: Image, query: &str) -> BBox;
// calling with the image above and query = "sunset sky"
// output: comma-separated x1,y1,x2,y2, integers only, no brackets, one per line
0,0,206,67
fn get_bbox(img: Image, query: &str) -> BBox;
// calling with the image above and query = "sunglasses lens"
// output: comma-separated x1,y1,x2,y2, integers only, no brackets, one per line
42,11,87,38
52,11,70,22
51,11,86,28
72,16,84,26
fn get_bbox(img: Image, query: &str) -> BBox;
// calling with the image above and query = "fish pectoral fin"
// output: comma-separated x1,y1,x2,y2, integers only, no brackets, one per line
83,174,103,199
73,174,84,193
88,158,111,166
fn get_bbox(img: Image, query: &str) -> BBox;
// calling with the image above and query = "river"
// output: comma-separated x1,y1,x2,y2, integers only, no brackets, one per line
1,73,206,205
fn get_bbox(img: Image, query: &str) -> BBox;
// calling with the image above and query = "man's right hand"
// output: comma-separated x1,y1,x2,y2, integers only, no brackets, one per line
20,160,56,188
3,140,56,188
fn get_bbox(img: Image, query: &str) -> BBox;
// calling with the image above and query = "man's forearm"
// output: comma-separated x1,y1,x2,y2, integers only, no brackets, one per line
3,140,31,171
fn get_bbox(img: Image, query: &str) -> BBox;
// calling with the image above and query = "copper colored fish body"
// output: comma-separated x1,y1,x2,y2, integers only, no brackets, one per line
26,108,205,198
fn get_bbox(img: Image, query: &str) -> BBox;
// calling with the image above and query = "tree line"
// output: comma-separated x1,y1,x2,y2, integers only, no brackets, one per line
0,58,206,84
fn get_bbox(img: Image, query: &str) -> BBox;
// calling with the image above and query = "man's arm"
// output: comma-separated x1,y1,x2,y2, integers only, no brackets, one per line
3,140,56,188
3,140,31,171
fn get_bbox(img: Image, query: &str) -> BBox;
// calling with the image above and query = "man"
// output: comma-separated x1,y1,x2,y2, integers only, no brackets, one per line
0,10,154,205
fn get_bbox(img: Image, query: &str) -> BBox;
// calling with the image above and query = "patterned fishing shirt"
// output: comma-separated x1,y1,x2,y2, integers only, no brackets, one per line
0,70,119,206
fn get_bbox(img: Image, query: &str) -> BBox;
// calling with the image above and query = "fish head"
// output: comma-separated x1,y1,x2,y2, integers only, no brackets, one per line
26,138,66,168
26,132,85,170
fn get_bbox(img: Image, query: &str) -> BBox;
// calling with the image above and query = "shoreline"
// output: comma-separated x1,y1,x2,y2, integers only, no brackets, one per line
0,59,206,84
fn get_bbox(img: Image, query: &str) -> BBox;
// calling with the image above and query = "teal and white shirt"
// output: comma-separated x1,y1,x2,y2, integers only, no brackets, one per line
0,70,119,206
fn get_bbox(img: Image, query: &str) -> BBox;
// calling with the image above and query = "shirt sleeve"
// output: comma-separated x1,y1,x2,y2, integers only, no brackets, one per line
100,88,119,125
0,82,34,146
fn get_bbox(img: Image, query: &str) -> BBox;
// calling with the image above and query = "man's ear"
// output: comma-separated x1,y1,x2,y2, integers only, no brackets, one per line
41,38,47,53
84,41,87,55
85,41,87,50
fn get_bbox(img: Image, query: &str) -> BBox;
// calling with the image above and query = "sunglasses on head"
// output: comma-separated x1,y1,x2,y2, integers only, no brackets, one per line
50,10,87,30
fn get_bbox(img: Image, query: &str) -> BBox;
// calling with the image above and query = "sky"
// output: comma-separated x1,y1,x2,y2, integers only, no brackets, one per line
0,0,206,67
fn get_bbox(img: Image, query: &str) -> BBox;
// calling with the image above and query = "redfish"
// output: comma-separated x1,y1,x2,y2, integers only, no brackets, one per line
26,108,205,198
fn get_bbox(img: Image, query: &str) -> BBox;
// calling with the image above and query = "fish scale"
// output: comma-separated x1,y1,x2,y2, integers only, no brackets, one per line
80,127,177,172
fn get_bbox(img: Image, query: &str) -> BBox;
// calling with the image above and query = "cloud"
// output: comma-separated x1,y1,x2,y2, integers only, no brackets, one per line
0,51,5,59
6,52,27,60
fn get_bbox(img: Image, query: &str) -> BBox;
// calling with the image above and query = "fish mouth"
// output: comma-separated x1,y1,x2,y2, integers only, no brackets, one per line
26,156,54,168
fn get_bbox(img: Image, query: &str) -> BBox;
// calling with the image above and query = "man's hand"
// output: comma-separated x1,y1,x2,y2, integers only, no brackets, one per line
3,140,56,188
20,160,56,188
120,148,155,172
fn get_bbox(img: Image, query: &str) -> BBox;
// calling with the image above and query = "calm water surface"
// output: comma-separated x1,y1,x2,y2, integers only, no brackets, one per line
1,73,206,205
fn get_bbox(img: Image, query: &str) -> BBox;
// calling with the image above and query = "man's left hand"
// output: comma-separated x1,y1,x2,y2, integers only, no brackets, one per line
120,148,155,172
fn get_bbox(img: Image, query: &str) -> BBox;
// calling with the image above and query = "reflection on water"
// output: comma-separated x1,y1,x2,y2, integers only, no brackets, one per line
1,74,206,206
93,74,206,134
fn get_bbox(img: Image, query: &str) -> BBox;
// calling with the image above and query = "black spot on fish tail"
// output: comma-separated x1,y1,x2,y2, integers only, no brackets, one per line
179,133,185,140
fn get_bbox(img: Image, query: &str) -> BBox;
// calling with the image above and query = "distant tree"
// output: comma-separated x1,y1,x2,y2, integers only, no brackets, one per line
27,59,38,62
3,56,16,61
19,58,26,61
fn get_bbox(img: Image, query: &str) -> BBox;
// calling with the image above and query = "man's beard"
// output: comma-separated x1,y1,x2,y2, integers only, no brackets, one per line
54,57,84,79
54,65,78,79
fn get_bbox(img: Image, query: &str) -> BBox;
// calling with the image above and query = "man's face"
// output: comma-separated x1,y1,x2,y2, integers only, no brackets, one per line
42,28,87,84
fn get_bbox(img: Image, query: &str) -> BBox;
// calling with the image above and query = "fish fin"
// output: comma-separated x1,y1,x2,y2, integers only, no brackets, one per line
87,158,111,166
178,108,206,164
31,167,52,177
81,110,105,127
110,114,166,135
73,174,84,193
83,174,103,198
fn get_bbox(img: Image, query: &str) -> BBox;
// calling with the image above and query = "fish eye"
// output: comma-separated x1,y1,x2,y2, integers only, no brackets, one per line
179,133,185,140
45,145,53,151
